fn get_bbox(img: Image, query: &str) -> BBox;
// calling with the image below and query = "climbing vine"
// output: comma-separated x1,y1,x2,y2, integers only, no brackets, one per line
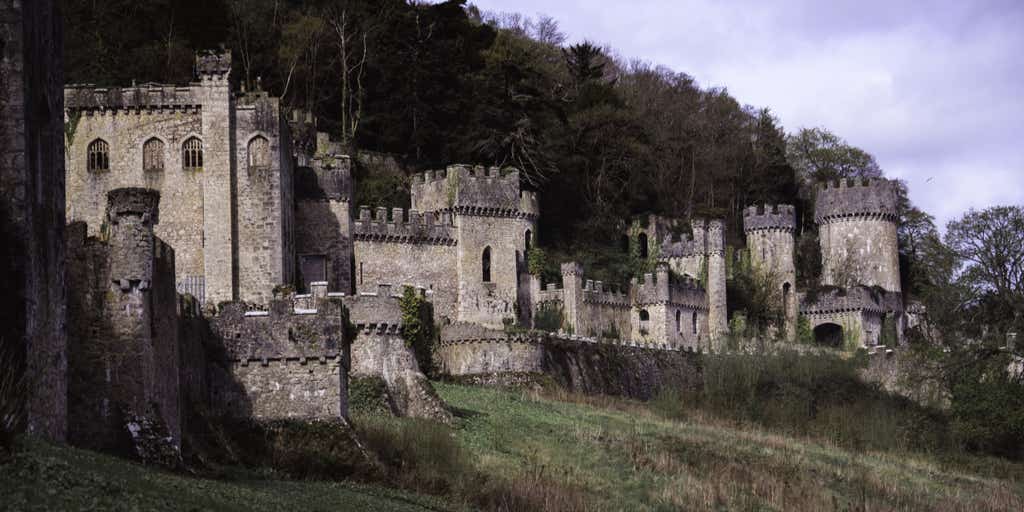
399,286,436,376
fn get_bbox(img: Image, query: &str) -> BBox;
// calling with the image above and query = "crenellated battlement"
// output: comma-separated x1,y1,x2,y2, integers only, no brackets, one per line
196,49,231,78
214,297,347,362
743,204,796,232
631,265,707,309
410,163,535,215
799,286,904,315
815,178,899,222
659,218,726,258
353,206,457,244
65,84,200,112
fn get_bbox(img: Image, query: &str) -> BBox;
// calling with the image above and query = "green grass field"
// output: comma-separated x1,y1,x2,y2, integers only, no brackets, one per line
3,382,1023,511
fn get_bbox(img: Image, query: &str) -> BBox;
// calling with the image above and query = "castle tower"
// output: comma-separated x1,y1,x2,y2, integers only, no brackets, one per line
705,219,728,344
743,204,797,340
410,165,538,328
196,50,236,304
815,178,901,292
560,262,584,334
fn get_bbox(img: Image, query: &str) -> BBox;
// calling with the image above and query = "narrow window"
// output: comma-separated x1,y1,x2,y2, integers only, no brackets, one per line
143,138,164,172
87,139,109,172
783,282,791,308
675,310,681,333
638,232,649,259
639,309,650,334
525,229,532,253
692,311,698,335
248,135,270,171
182,137,203,171
359,262,364,285
482,246,492,282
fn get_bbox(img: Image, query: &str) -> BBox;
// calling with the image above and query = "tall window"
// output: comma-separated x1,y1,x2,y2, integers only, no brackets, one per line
525,229,532,253
182,137,203,171
143,138,164,172
675,310,681,333
638,232,649,259
692,312,698,335
87,139,109,172
482,246,492,282
248,135,270,171
639,309,650,334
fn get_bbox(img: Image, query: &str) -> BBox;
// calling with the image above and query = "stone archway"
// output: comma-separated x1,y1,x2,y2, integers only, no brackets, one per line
813,322,844,348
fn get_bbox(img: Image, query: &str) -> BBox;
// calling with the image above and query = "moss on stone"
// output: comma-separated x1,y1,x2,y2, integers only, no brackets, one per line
349,377,392,416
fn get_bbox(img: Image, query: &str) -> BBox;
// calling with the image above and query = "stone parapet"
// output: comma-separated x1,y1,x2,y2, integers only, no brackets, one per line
799,286,904,315
815,178,899,222
65,84,200,111
743,204,796,233
353,206,456,244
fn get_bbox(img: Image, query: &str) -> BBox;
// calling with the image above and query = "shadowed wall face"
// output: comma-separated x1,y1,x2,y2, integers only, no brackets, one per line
0,0,67,441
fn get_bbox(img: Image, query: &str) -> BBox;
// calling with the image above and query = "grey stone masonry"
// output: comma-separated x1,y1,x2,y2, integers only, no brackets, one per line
0,0,68,442
743,204,796,232
815,178,899,222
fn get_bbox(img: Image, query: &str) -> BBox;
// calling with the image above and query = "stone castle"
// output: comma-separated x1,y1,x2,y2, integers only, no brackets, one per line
2,26,906,455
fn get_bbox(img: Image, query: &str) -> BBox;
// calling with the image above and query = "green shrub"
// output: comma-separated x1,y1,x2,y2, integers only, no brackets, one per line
533,302,564,333
656,349,951,454
526,247,547,276
349,377,392,417
399,286,436,376
947,352,1024,459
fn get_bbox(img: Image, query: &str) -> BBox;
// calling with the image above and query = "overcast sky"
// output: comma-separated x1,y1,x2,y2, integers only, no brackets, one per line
468,0,1024,229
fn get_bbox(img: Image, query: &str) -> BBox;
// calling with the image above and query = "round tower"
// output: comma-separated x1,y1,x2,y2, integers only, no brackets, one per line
743,204,797,340
815,178,900,293
705,219,728,344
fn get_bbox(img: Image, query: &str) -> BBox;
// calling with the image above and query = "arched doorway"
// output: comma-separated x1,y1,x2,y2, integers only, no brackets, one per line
813,323,843,348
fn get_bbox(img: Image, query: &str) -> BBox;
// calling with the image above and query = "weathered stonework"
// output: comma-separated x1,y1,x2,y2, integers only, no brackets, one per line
437,323,701,401
64,52,295,305
744,204,798,340
0,0,67,441
210,299,349,420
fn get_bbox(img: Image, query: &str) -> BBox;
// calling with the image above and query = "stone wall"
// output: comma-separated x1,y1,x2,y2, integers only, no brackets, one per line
234,92,295,303
295,154,353,294
65,189,184,452
353,239,459,321
437,324,702,401
64,103,206,282
210,299,349,420
456,213,533,327
345,289,452,422
0,0,67,441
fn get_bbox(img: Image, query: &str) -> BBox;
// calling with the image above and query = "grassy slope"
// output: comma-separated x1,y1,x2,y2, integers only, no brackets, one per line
0,440,452,512
436,382,1024,511
3,383,1023,511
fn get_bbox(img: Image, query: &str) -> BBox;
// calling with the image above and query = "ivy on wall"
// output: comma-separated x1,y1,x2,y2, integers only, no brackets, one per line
399,286,436,376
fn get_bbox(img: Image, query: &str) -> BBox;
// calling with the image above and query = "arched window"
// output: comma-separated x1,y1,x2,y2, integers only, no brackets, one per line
692,312,698,335
675,310,681,333
525,229,532,253
638,232,649,259
182,137,203,171
482,246,492,282
638,309,650,334
87,139,109,172
783,282,791,306
248,135,270,171
143,138,164,172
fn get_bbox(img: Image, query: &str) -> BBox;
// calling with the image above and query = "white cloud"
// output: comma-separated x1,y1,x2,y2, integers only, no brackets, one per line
469,0,1024,227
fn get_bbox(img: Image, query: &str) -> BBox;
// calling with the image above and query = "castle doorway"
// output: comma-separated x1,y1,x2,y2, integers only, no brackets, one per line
813,323,844,348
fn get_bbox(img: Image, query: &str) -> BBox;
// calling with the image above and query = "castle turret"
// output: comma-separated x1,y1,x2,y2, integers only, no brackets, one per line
561,262,584,334
815,178,901,293
744,204,797,340
196,50,235,304
705,219,728,344
410,165,538,328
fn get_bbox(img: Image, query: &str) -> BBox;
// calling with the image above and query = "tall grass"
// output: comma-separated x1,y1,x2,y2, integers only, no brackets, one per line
353,413,590,511
653,349,951,454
